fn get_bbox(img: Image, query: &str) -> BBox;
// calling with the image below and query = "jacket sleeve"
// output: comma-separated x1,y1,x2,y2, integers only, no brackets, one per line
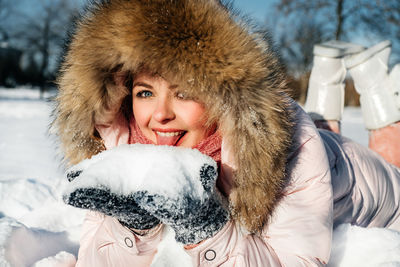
186,132,333,266
76,211,164,267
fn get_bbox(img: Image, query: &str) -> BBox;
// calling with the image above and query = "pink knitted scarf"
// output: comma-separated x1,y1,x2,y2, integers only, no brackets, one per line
129,118,222,163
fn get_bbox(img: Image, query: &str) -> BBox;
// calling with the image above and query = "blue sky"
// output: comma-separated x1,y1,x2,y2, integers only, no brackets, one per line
233,0,276,24
12,0,275,26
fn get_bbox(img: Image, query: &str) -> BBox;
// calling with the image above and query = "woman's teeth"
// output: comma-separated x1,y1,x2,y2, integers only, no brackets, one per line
156,131,184,137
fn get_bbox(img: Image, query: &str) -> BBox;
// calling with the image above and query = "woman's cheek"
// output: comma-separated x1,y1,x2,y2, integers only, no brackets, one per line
133,101,152,126
179,102,208,128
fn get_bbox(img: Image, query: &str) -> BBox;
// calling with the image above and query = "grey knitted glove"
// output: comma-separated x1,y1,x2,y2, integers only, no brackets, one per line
133,164,230,245
64,171,160,230
62,144,229,244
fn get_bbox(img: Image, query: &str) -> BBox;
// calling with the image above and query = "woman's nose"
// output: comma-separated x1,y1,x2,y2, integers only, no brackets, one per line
153,98,175,123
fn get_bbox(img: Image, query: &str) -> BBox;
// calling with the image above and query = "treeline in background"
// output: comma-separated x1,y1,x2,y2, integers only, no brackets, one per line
0,0,80,97
1,0,399,103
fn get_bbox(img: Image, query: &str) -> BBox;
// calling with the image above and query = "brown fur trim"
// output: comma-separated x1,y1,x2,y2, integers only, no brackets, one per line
52,0,295,232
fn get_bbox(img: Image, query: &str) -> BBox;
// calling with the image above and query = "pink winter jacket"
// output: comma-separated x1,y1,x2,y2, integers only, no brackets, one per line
75,104,400,266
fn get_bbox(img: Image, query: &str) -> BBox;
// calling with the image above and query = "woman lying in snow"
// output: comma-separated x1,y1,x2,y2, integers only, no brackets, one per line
52,0,400,266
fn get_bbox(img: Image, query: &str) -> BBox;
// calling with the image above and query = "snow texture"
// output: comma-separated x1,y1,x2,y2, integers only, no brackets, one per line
328,224,400,267
0,88,399,266
64,144,217,199
64,144,229,244
33,251,77,267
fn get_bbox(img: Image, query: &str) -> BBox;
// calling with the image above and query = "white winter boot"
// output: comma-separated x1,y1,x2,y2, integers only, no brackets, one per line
389,63,400,111
345,40,400,130
305,40,365,123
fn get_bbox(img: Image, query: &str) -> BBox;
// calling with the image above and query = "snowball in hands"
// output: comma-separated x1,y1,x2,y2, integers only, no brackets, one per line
63,144,229,244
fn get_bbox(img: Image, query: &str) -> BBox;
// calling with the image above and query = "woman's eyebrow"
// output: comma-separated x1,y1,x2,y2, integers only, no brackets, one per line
169,84,178,90
133,82,153,89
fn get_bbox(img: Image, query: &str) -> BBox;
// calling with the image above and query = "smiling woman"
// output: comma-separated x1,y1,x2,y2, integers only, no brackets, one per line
131,71,215,148
52,0,400,266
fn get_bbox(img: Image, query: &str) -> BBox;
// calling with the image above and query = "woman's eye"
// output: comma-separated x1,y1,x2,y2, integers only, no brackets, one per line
136,90,153,98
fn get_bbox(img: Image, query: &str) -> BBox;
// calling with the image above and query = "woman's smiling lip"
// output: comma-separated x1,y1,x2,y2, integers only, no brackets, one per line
152,128,186,145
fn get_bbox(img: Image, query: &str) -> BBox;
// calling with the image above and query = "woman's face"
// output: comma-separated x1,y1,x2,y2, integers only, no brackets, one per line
132,72,212,147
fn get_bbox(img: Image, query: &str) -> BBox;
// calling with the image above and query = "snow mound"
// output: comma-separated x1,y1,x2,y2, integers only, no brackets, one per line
0,178,84,266
65,144,217,201
33,251,76,267
0,178,56,219
1,219,78,266
329,224,400,266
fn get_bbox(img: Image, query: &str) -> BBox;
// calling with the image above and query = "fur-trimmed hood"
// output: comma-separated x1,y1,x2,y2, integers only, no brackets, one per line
53,0,295,233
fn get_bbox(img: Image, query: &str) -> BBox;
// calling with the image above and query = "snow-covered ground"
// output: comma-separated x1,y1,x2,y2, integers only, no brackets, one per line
0,88,399,266
0,88,85,266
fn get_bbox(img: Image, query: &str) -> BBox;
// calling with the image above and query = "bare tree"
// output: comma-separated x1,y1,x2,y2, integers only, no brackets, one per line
0,0,11,20
275,0,359,41
265,3,328,75
13,0,79,96
0,0,16,41
360,0,400,62
275,17,325,75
